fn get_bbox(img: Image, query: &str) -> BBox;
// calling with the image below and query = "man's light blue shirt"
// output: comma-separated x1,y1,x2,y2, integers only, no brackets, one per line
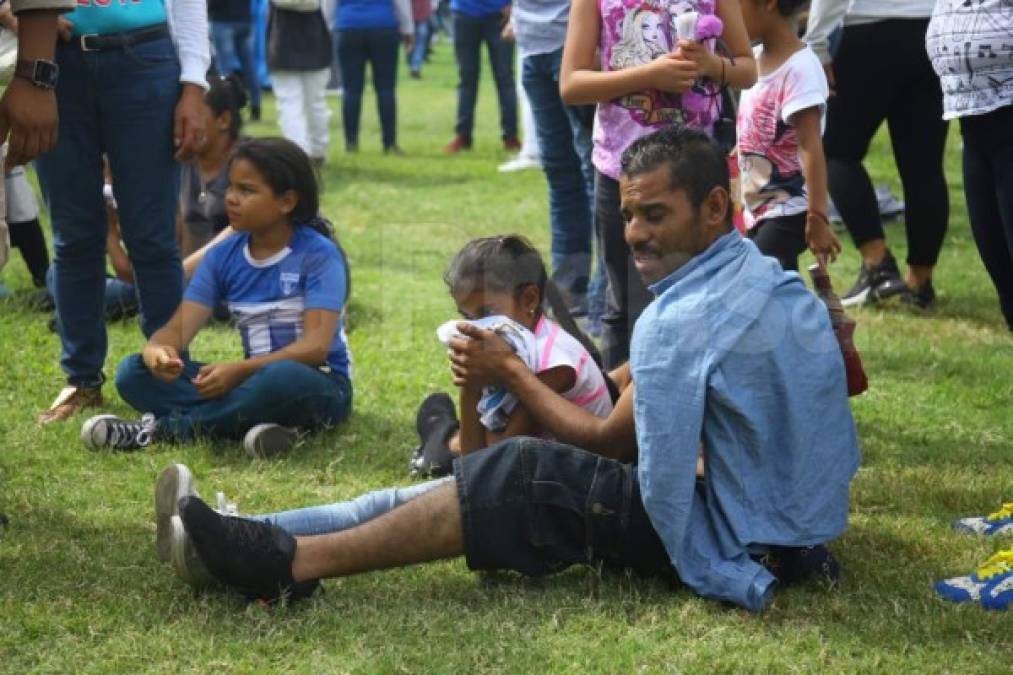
630,231,860,611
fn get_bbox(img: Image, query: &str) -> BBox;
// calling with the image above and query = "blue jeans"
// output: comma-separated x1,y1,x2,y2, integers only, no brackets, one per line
338,28,401,149
452,11,516,141
45,267,139,321
36,36,183,388
522,48,604,315
210,19,262,108
254,476,451,535
115,354,353,442
409,18,431,73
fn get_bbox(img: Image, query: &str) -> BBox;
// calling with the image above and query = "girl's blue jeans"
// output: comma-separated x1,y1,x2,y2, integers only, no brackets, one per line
253,476,453,536
115,354,352,442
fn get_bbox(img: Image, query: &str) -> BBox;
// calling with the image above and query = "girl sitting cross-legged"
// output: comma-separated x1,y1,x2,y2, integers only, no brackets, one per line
81,137,352,456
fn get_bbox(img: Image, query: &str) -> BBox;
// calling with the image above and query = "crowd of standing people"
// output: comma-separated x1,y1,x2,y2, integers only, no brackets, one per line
0,0,1010,616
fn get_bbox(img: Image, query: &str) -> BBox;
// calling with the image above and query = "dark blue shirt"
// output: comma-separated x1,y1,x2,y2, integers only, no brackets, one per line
336,0,398,30
451,0,511,18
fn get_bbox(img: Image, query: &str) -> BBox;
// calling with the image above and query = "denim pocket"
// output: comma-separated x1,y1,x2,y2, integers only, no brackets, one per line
123,37,179,69
528,480,588,569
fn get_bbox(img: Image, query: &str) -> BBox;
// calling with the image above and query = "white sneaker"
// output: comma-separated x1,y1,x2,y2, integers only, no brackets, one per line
497,154,541,173
243,424,299,459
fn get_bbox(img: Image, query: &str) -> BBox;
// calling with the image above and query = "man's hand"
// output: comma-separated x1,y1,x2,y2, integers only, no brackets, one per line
646,52,699,94
192,361,250,399
174,83,206,161
501,22,514,42
0,77,56,170
447,323,519,388
403,33,415,53
143,344,185,383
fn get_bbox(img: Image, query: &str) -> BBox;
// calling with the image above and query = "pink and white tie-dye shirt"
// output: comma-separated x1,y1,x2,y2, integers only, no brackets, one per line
593,0,722,180
736,45,828,229
533,316,614,425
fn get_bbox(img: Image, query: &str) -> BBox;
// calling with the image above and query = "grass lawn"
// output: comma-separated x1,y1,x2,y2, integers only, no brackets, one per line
1,47,1011,673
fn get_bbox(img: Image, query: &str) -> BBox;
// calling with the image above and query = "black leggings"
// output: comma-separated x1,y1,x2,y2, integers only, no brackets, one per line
8,218,49,287
338,28,400,150
960,105,1013,331
824,19,949,267
748,213,807,271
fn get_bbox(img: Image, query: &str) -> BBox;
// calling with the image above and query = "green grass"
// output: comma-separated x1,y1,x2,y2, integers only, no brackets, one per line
1,48,1011,673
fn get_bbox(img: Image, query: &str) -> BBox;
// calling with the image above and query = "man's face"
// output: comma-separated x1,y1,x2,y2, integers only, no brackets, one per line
620,165,710,286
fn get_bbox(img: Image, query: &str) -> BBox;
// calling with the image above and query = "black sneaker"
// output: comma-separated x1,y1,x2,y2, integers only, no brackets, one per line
901,279,936,310
179,496,319,603
80,413,158,451
410,393,459,478
243,424,299,458
841,251,908,308
415,392,457,440
763,544,841,587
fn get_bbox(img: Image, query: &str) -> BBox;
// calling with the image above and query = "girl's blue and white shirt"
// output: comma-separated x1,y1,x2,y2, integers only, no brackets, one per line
185,227,351,379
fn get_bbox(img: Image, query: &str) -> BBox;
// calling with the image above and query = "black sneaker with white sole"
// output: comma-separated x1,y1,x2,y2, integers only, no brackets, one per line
409,393,459,479
155,464,218,589
180,495,319,603
243,424,299,458
81,413,158,451
841,251,908,308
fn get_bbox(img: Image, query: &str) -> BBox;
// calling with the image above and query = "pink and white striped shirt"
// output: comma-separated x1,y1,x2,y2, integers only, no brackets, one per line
533,316,614,425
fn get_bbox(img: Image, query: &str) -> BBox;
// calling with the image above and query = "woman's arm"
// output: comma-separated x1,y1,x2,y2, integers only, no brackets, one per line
191,309,340,398
457,386,485,454
794,106,840,261
560,0,699,105
183,225,235,279
105,212,134,284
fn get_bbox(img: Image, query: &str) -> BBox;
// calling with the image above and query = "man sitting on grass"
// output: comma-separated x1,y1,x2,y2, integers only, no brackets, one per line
172,126,860,612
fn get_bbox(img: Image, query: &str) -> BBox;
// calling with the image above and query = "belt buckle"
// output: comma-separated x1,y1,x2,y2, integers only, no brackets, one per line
79,34,99,52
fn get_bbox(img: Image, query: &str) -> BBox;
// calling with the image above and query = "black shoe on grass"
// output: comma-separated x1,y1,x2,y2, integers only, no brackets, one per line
763,544,841,587
179,496,319,603
901,279,936,310
841,251,908,308
410,393,459,478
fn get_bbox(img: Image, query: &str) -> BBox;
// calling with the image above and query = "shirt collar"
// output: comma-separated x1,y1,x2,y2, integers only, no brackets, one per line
648,230,742,297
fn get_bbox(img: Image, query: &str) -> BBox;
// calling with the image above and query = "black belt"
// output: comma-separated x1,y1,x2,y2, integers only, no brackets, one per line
76,23,171,52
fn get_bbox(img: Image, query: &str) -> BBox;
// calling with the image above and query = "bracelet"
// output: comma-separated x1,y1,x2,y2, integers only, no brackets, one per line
807,210,831,226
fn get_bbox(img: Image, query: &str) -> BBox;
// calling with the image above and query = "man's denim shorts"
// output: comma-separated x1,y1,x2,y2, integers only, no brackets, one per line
452,437,674,578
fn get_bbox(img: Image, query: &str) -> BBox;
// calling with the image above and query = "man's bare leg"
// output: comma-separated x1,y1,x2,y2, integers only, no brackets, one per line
291,482,464,582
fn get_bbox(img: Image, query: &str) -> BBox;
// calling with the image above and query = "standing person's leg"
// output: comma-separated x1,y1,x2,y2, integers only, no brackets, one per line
210,21,240,76
823,22,905,305
338,29,368,151
235,21,263,119
522,50,592,311
960,108,1013,331
102,37,183,341
409,18,429,76
369,28,401,151
35,45,111,419
271,70,311,153
596,171,652,368
482,13,517,144
884,19,948,297
449,12,481,148
302,68,333,162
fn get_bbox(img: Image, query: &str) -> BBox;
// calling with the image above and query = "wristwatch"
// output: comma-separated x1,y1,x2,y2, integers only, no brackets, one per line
14,59,59,90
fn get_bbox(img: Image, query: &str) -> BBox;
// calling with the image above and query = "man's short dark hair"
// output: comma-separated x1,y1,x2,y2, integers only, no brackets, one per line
620,127,731,225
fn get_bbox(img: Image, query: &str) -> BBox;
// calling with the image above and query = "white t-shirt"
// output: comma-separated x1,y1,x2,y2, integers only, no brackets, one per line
736,46,828,228
532,316,614,423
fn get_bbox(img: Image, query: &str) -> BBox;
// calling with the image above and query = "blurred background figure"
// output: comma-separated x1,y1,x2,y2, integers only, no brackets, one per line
209,0,262,121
